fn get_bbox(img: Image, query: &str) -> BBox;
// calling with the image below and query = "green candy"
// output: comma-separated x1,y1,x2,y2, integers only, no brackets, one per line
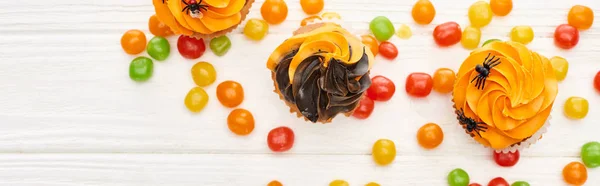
447,168,469,186
129,56,153,82
482,39,501,47
582,141,600,168
147,36,170,61
210,36,231,56
511,181,530,186
369,16,395,41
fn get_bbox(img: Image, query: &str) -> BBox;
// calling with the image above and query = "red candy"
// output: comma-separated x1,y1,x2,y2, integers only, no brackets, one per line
595,71,600,92
378,41,398,59
267,127,295,152
367,75,396,101
352,96,375,119
554,24,580,49
433,22,462,47
405,72,433,97
487,177,509,186
493,150,520,167
177,35,206,59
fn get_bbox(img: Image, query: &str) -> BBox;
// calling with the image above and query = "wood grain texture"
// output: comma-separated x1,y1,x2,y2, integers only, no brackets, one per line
0,0,598,185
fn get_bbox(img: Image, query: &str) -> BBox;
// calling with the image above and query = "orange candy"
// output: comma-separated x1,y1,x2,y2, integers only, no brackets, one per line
261,0,288,24
411,0,436,25
563,161,587,185
361,35,379,56
216,81,245,108
490,0,513,16
267,180,283,186
432,68,456,94
227,109,255,135
568,5,594,30
120,29,147,55
149,15,173,37
417,123,444,149
300,0,324,15
300,16,322,26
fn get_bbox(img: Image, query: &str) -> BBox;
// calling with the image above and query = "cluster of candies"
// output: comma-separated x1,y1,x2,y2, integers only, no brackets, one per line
560,141,600,185
448,168,530,186
553,5,594,49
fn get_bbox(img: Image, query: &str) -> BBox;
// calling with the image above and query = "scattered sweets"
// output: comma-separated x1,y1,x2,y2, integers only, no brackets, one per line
406,72,433,97
129,57,154,82
370,16,395,41
568,5,594,30
300,0,324,15
121,29,147,55
595,71,600,92
411,0,436,25
329,180,349,186
510,181,530,186
554,24,579,49
562,161,588,185
510,26,534,44
177,35,206,59
267,126,295,152
581,141,600,168
461,26,482,49
432,68,456,94
447,168,470,186
490,0,512,16
378,41,398,59
321,12,342,19
261,0,288,24
352,96,375,119
191,62,217,86
395,24,412,39
417,123,444,149
549,56,569,81
493,150,520,167
372,139,396,166
482,39,500,47
268,180,283,186
227,108,255,135
365,182,380,186
366,75,396,101
468,1,493,28
210,36,232,56
433,22,462,47
147,36,171,61
216,81,245,108
487,177,509,186
244,19,269,41
361,35,379,56
301,16,322,26
148,15,173,37
185,87,209,113
564,96,589,119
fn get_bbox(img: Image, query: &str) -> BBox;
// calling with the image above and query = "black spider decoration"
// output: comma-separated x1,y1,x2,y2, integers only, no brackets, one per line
182,0,209,16
457,108,488,138
470,53,501,90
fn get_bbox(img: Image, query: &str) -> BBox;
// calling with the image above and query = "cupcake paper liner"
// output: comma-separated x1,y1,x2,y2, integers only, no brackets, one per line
189,0,255,39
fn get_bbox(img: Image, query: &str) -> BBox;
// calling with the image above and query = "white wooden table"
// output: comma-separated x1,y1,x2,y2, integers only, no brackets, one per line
0,0,599,185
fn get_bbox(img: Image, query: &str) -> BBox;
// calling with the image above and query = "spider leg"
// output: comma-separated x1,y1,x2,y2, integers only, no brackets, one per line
182,0,189,5
485,56,496,67
201,6,208,11
471,75,479,83
476,75,483,89
481,76,487,90
483,53,490,63
182,6,189,13
475,130,483,138
489,58,501,68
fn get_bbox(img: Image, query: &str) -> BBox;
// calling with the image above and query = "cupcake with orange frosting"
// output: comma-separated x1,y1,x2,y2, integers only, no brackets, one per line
152,0,253,38
267,23,374,123
452,41,558,152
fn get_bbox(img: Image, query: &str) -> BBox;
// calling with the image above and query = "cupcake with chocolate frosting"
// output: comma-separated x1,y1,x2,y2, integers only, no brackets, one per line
152,0,253,39
267,23,374,123
453,41,558,152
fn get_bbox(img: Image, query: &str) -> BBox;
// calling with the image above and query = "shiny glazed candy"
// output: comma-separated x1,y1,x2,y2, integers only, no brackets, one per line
216,81,244,108
177,35,206,59
244,19,269,41
490,0,512,16
185,87,209,112
411,0,436,24
121,29,147,55
147,36,171,61
129,57,154,82
191,62,217,86
461,26,481,49
433,22,461,46
581,141,600,168
568,5,594,30
267,126,295,152
447,168,470,186
329,180,349,186
227,108,255,135
563,161,587,185
210,36,232,56
468,1,493,28
564,96,588,119
417,123,444,149
432,68,455,94
261,0,288,24
370,16,395,41
510,26,534,44
372,139,396,165
549,56,568,81
406,72,433,97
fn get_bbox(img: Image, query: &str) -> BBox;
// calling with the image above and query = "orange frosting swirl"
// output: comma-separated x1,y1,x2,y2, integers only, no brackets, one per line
453,41,558,149
152,0,246,35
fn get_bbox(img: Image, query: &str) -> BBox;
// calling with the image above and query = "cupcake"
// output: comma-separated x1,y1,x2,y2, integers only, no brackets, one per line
266,23,374,123
452,41,558,152
152,0,254,39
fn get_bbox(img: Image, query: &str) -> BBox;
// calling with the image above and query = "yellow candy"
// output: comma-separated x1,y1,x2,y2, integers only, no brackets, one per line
372,139,396,165
510,26,534,44
564,97,589,119
191,62,217,86
550,56,569,81
460,26,481,49
366,182,381,186
468,1,493,28
329,180,349,186
185,87,209,113
395,24,412,39
321,12,341,20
